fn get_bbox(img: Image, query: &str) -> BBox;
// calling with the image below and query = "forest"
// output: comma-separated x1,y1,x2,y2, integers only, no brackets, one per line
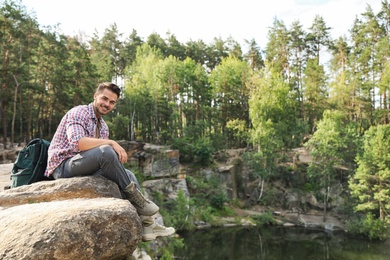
1,0,390,239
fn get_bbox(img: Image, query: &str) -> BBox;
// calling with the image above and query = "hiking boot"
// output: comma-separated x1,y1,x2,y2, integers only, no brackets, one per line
142,222,176,241
124,182,159,216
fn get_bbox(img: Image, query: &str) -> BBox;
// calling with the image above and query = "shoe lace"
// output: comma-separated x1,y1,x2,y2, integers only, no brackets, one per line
128,188,146,207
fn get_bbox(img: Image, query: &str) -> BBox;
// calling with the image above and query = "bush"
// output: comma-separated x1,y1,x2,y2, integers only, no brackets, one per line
346,213,390,240
160,190,196,231
171,136,214,166
171,137,194,163
251,212,277,226
193,137,214,166
210,190,228,209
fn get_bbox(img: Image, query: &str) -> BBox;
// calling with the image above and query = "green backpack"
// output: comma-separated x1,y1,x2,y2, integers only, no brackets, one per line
10,138,51,188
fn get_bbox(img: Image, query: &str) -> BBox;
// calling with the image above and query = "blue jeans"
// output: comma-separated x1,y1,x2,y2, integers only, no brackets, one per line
52,145,141,194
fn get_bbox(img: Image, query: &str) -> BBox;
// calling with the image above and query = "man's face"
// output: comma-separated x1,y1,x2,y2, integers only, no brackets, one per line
93,89,118,117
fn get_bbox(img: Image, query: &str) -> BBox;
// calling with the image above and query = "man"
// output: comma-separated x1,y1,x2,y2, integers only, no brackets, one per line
45,82,175,241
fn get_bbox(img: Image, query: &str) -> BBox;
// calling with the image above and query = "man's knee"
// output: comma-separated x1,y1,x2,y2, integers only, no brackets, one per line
99,145,118,161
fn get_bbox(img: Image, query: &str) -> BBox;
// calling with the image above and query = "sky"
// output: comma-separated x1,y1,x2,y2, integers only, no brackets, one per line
20,0,383,49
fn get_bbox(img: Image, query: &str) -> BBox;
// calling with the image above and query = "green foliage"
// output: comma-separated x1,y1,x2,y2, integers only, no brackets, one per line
172,136,214,166
107,114,130,140
346,213,390,240
258,187,283,207
158,238,185,260
248,65,303,150
245,150,277,180
226,119,250,147
349,125,390,221
193,137,214,166
209,189,228,209
251,212,277,226
140,237,184,260
161,190,196,231
209,56,252,147
171,137,194,163
186,171,235,223
306,110,359,194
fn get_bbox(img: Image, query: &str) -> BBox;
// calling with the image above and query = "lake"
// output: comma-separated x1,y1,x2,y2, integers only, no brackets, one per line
175,226,390,259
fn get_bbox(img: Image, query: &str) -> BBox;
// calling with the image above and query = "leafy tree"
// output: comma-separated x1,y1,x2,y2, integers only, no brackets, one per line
106,114,129,140
225,36,243,59
206,37,229,70
120,29,144,70
303,57,328,133
328,36,354,120
166,32,186,60
175,57,210,139
377,59,390,124
288,20,307,104
248,64,303,202
349,124,390,222
124,44,163,142
305,110,357,221
88,23,126,85
147,32,168,57
249,64,304,149
243,38,264,71
265,18,289,77
209,56,252,147
348,5,385,133
184,39,208,68
305,15,331,63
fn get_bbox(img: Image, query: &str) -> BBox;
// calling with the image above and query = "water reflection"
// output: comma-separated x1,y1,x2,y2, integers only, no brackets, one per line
175,226,390,260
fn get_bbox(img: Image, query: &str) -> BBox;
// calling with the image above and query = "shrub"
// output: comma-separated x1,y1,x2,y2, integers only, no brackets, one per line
193,137,214,166
159,190,196,231
210,190,228,209
251,212,277,226
346,213,390,240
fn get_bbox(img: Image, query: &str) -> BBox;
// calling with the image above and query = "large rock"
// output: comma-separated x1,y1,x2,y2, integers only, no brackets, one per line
0,176,143,259
0,198,142,260
143,178,189,201
0,176,122,208
141,147,180,178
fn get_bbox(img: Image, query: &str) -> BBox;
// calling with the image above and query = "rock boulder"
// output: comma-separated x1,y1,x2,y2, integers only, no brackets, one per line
0,198,142,260
0,177,143,259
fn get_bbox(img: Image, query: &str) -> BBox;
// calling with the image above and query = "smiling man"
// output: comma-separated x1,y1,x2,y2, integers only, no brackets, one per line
45,82,175,241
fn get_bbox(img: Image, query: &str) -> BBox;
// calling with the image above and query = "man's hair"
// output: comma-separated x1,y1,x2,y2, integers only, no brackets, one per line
96,82,121,98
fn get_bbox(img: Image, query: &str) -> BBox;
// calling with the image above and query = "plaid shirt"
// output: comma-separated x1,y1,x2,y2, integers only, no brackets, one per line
45,103,109,176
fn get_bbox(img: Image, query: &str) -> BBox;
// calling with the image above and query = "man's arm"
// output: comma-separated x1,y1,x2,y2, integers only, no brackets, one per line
78,137,128,163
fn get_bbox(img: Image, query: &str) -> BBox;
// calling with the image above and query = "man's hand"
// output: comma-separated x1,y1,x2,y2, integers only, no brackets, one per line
111,141,128,163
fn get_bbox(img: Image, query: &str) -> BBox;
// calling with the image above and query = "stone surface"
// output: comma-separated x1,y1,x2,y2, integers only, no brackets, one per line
0,175,143,259
0,163,12,191
143,178,189,201
0,175,122,208
0,198,142,260
298,214,345,231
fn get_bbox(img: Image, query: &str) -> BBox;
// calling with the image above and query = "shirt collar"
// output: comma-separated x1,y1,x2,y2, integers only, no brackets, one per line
88,103,98,121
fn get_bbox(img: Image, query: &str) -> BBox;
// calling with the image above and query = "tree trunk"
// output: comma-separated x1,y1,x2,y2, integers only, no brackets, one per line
11,74,20,145
257,179,264,201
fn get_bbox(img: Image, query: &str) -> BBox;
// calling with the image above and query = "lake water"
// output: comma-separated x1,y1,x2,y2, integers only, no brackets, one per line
175,226,390,260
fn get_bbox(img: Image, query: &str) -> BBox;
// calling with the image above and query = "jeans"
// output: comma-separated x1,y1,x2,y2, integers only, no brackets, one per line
52,145,141,193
